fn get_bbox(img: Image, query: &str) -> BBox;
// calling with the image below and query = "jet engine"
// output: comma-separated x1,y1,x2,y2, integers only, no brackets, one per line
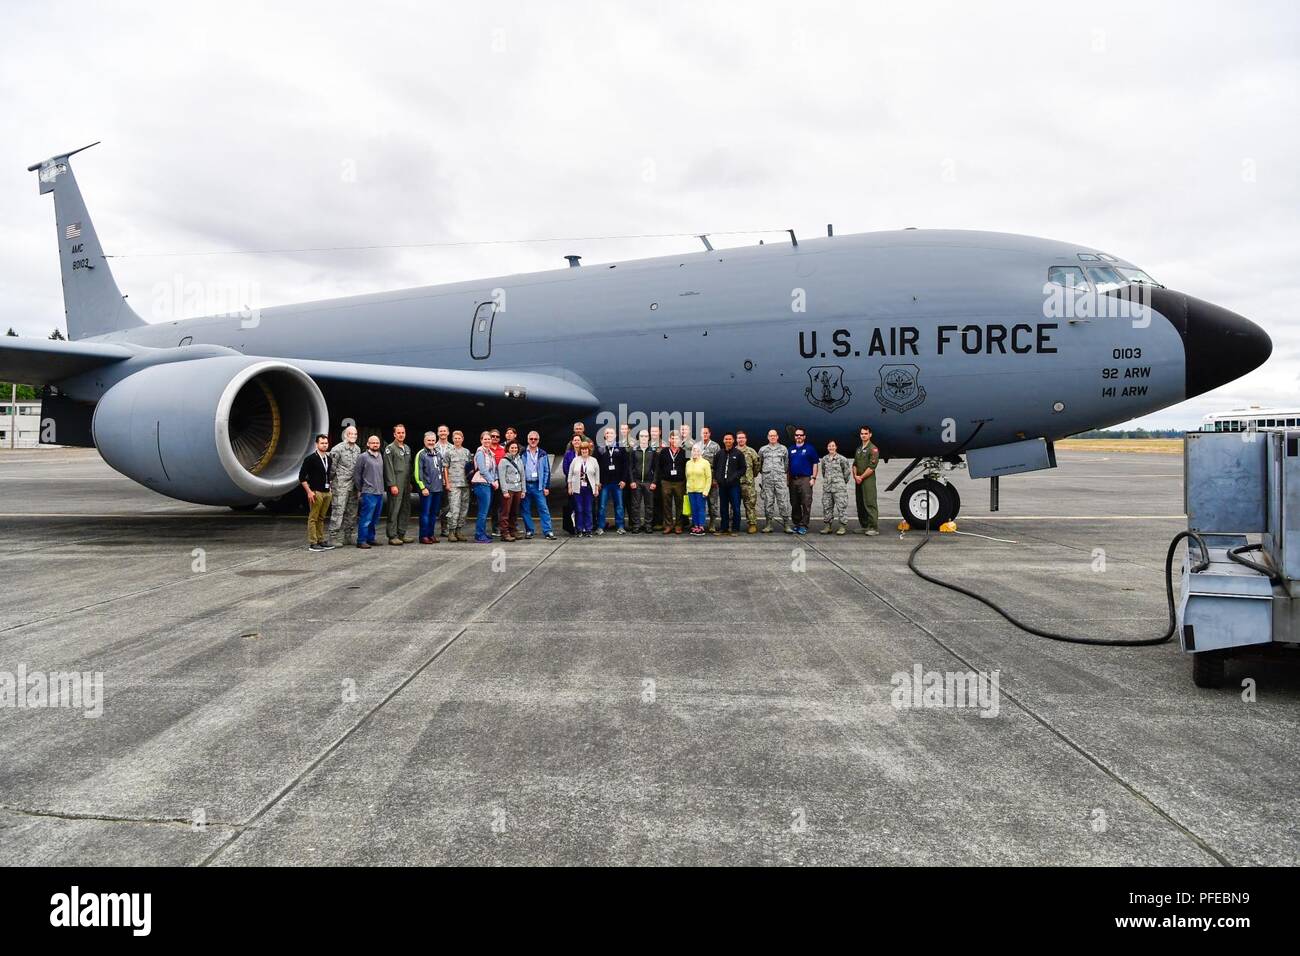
91,356,328,506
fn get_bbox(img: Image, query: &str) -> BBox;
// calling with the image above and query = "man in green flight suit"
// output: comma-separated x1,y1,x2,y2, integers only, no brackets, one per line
853,425,880,536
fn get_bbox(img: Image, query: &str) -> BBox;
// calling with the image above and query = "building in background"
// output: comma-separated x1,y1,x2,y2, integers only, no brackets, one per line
1,395,42,447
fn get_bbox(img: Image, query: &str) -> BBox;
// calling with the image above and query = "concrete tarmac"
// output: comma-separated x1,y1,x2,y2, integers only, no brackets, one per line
1,447,1297,865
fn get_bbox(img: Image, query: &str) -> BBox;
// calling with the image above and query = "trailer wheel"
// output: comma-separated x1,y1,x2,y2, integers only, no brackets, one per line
1192,651,1228,689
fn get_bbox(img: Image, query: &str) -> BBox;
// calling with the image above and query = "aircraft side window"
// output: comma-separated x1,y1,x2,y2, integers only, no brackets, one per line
1118,266,1161,287
1047,265,1088,290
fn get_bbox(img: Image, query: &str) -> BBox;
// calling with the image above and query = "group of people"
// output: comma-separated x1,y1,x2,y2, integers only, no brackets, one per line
297,419,881,551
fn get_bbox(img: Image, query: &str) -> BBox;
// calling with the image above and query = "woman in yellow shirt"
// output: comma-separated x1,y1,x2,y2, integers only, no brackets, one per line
685,445,712,536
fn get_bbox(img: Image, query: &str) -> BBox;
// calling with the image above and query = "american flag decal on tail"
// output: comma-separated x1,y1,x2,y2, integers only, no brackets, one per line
65,222,82,239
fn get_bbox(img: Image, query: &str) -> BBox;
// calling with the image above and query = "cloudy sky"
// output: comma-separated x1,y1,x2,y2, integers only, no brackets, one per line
1,0,1295,429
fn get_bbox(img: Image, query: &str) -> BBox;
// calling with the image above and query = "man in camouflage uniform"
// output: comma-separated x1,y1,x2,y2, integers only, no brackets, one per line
434,424,452,536
443,429,472,542
853,425,881,535
757,428,793,534
696,425,721,532
736,430,761,534
327,424,361,546
819,439,853,535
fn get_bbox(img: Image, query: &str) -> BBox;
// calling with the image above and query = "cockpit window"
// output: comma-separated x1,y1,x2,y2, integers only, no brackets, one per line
1117,267,1161,286
1048,265,1088,290
1098,253,1118,262
1085,266,1126,293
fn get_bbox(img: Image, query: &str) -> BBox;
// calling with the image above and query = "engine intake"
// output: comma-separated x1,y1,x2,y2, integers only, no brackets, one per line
92,356,328,506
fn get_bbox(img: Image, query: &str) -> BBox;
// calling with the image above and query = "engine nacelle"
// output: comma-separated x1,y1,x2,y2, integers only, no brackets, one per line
92,356,328,506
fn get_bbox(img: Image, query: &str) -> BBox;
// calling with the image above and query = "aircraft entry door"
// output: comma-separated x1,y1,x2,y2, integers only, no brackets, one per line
470,302,495,359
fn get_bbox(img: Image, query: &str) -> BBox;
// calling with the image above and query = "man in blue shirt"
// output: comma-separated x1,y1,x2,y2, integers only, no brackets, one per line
787,427,820,534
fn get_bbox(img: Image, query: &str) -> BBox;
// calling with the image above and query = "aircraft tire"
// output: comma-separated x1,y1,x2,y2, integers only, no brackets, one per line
942,481,961,521
901,478,953,529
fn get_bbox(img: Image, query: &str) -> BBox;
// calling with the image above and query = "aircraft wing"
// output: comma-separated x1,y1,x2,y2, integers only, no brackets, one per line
285,357,600,425
0,336,135,387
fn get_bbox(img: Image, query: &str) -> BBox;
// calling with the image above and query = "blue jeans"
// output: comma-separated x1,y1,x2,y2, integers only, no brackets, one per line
597,484,624,529
574,486,594,532
688,491,708,527
358,493,383,544
418,490,443,539
473,483,494,539
719,483,741,531
521,483,553,536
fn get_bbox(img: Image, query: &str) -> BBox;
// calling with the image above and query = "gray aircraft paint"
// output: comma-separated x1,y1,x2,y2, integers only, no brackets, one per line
89,231,1185,457
10,147,1269,507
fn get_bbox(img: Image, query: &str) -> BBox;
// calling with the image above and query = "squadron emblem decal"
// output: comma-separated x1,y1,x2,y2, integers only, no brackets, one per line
805,365,851,412
875,363,927,413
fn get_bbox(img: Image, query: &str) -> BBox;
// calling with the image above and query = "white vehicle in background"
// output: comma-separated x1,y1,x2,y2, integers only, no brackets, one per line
1201,407,1300,433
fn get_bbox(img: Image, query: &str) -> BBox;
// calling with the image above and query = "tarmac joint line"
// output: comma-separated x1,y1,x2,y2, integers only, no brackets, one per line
803,538,1232,867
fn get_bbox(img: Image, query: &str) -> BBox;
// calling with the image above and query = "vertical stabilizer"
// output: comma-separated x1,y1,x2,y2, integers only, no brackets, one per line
27,144,145,340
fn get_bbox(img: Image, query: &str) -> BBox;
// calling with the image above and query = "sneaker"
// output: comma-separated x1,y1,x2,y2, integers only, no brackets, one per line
545,533,557,540
674,526,683,534
475,534,493,543
594,527,604,536
308,543,323,551
525,531,534,539
796,526,807,535
319,541,336,550
865,529,880,536
616,527,626,535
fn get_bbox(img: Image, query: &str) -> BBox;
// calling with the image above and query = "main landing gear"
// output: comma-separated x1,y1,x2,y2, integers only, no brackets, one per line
898,459,962,528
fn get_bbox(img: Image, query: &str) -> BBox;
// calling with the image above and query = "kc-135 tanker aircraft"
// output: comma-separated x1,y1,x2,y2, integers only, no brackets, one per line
2,144,1273,525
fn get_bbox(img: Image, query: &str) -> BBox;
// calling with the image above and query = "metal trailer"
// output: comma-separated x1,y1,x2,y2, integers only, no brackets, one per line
1180,429,1300,687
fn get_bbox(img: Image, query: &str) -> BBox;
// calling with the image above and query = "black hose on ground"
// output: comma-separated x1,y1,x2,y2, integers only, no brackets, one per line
907,528,1210,647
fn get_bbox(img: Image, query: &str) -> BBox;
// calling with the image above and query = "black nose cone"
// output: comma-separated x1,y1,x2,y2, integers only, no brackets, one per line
1146,288,1272,398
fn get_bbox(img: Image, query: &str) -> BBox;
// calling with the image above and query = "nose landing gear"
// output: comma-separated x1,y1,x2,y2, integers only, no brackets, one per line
898,459,962,528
